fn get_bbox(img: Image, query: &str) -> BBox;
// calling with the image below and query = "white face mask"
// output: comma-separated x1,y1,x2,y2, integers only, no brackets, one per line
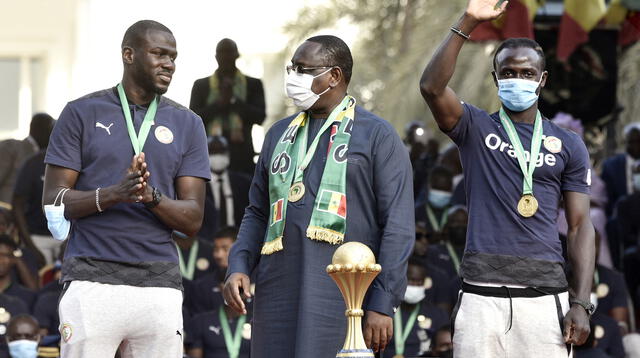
209,154,230,173
8,339,38,358
285,68,332,110
403,285,426,304
44,188,71,242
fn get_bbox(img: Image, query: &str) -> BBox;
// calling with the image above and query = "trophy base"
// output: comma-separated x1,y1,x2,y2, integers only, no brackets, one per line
336,348,375,358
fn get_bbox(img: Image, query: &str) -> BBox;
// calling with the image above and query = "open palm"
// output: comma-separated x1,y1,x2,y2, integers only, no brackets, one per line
467,0,509,21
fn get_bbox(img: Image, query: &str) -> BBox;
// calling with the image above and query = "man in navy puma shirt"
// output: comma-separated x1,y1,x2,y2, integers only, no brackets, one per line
43,20,209,357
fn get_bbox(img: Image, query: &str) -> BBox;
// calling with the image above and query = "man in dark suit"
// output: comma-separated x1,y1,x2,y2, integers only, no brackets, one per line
189,38,266,175
198,136,251,240
601,123,640,215
0,113,54,203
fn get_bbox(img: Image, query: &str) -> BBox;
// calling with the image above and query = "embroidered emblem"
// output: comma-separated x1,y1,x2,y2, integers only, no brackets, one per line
61,323,73,342
155,126,174,144
196,258,209,271
96,122,114,135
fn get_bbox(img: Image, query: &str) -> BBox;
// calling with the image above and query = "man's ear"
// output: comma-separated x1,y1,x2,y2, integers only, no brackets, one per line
122,46,134,65
540,71,549,88
329,67,343,88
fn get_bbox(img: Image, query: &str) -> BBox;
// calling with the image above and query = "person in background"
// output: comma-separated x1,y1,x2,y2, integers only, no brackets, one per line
5,314,40,358
601,122,640,215
0,235,37,309
0,114,55,203
382,258,448,358
13,143,60,267
415,166,454,239
0,209,39,290
198,136,251,240
173,231,216,284
189,39,266,175
573,321,612,358
430,325,453,358
186,227,238,317
425,205,468,282
0,294,30,356
405,120,439,196
184,227,249,358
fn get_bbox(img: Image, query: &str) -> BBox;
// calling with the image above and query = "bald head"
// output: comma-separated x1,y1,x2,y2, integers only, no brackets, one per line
6,314,39,342
215,38,239,72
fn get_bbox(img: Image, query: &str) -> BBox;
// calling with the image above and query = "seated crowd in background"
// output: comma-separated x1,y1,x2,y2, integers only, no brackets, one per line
0,105,639,358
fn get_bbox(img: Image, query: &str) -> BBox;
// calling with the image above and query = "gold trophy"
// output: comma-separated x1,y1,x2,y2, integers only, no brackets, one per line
326,242,382,358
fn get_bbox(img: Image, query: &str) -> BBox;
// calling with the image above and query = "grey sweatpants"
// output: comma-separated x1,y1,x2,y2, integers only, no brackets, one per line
452,289,572,358
58,280,183,358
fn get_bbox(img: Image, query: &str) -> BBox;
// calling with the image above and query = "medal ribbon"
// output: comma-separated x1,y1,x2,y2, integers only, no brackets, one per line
445,242,460,274
116,83,158,155
291,95,352,184
426,205,448,232
175,240,199,281
393,303,421,356
498,108,543,196
219,306,247,358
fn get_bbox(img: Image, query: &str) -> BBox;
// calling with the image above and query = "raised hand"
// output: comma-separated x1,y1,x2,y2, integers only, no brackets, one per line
466,0,508,22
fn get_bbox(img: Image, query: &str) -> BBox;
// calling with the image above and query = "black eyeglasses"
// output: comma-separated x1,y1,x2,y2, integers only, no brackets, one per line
286,64,334,75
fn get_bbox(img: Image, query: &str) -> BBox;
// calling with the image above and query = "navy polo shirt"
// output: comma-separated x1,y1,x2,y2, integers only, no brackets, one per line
185,272,225,316
448,103,591,287
185,309,252,358
177,239,217,282
45,87,210,266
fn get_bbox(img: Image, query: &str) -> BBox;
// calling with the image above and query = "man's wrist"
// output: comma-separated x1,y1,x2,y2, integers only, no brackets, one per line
570,299,595,316
144,186,162,209
459,12,481,33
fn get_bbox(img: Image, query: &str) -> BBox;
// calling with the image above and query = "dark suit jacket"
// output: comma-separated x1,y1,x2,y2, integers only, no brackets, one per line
601,153,628,215
189,74,265,175
198,170,251,240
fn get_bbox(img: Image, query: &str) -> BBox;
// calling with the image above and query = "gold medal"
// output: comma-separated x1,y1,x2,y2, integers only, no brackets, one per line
196,258,209,271
595,325,605,339
288,182,305,202
393,355,404,358
517,194,538,217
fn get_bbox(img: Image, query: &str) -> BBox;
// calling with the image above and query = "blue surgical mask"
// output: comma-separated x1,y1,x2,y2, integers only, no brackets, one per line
8,339,38,358
428,189,452,209
497,77,542,112
633,174,640,192
44,188,71,241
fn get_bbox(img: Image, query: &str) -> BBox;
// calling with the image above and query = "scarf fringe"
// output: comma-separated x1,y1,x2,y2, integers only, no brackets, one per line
306,226,344,245
261,237,283,255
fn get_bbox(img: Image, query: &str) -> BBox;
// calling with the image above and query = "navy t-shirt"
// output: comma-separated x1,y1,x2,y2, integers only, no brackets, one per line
448,104,590,286
596,265,628,316
382,302,449,358
45,87,210,265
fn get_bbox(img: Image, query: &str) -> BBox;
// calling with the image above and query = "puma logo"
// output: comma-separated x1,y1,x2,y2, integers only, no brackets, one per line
209,326,221,335
96,122,114,135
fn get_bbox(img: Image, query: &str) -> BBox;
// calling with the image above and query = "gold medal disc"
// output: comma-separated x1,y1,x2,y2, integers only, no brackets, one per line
393,355,404,358
517,194,538,217
288,182,305,202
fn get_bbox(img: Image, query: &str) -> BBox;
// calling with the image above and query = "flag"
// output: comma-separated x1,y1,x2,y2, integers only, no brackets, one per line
317,190,347,218
471,0,541,41
271,199,283,225
557,0,607,60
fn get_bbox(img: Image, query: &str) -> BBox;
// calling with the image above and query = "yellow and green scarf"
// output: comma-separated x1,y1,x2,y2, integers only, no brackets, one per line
262,96,355,255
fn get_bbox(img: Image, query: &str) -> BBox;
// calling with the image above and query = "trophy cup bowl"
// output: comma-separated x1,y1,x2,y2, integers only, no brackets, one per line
326,242,382,358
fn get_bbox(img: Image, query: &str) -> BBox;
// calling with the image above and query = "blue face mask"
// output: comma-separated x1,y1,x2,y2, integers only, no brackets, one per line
428,189,452,209
497,77,542,112
8,339,38,358
633,173,640,192
44,188,71,241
